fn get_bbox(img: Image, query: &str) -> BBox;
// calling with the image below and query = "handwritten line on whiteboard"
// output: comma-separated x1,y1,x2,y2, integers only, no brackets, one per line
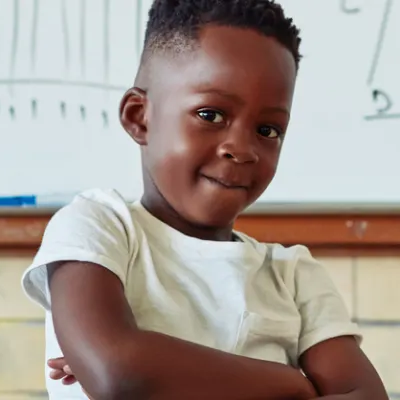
9,0,20,82
31,0,39,74
136,0,142,59
104,0,111,85
61,0,70,74
367,0,393,85
80,0,87,79
0,79,126,91
341,0,360,14
365,113,400,121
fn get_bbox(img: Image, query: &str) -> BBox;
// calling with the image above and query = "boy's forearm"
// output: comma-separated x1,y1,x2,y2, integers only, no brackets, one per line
313,389,388,400
107,330,317,400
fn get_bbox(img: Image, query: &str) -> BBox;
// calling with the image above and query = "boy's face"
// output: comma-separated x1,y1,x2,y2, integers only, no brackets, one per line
122,25,296,229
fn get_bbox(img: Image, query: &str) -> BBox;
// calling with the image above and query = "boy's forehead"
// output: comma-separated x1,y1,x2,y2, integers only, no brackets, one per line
198,25,295,81
148,25,296,107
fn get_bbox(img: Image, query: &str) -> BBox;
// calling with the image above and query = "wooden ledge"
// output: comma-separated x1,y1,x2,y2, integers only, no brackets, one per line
1,212,400,256
235,214,400,256
0,215,49,247
235,214,400,246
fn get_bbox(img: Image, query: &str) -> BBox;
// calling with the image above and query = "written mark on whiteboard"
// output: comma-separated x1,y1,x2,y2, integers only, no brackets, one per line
365,90,400,121
0,0,143,126
342,0,400,121
341,0,361,14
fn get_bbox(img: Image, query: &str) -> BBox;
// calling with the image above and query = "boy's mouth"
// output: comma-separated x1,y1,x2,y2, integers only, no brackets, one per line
201,174,249,190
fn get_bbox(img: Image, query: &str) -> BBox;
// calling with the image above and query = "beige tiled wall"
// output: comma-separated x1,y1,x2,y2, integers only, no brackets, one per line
324,257,400,399
1,254,399,399
0,256,46,399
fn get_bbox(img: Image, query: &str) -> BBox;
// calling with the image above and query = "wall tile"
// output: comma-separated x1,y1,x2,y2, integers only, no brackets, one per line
360,324,400,394
356,257,400,320
0,257,43,319
0,322,45,391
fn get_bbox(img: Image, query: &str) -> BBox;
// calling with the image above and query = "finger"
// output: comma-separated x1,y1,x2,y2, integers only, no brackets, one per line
63,365,73,375
49,369,67,380
62,375,77,385
47,357,67,369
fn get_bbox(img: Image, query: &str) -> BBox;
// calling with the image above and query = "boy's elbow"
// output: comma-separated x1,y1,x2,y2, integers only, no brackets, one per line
88,340,153,400
92,375,148,400
356,388,389,400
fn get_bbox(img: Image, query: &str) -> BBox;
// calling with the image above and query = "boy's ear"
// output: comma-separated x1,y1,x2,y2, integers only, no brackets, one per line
119,87,148,145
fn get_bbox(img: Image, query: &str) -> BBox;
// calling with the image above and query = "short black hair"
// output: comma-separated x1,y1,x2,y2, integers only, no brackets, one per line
144,0,301,69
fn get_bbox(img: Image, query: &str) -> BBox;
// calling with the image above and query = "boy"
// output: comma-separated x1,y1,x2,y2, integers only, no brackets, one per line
22,0,388,399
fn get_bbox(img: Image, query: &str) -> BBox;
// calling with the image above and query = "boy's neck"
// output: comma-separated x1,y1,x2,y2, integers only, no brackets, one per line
140,192,235,242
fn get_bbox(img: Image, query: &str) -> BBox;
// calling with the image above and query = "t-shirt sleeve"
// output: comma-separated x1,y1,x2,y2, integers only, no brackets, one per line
293,246,362,357
21,189,135,311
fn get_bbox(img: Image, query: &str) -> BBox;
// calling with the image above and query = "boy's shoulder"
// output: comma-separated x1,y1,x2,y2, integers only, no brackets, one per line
67,188,131,212
22,188,136,311
237,229,315,270
45,188,138,253
54,188,135,228
237,230,329,293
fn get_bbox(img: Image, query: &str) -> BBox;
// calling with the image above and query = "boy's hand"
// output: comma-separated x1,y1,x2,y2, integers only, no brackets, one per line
48,357,77,385
48,358,94,399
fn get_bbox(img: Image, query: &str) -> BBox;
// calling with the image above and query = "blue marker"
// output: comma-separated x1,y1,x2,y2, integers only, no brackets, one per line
0,193,76,207
0,196,36,207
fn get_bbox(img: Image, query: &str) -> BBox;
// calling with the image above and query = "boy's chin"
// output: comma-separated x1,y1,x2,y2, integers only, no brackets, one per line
185,199,247,229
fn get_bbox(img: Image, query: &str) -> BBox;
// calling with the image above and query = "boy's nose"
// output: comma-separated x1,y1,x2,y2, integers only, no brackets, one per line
217,135,259,164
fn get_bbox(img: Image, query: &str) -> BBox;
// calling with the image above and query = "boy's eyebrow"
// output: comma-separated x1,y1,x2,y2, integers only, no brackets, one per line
195,87,290,116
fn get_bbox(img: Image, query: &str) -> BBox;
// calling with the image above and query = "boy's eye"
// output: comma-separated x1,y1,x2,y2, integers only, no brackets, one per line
257,125,281,138
197,109,224,124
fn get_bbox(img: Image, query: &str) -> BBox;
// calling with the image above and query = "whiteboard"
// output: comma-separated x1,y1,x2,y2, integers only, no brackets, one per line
1,0,399,203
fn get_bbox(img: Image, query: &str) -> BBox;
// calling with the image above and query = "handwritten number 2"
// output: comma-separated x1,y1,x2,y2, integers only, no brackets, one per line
341,0,361,13
372,89,392,114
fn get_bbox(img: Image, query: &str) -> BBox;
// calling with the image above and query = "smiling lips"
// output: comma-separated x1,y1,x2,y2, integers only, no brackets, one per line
201,174,249,190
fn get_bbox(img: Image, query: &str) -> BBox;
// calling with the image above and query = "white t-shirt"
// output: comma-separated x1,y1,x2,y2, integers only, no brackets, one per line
22,189,360,399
